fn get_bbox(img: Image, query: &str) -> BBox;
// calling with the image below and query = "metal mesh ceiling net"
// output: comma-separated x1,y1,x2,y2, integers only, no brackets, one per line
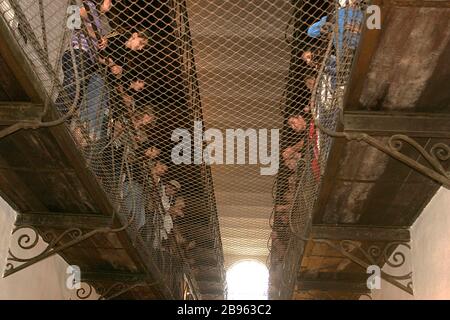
0,0,366,299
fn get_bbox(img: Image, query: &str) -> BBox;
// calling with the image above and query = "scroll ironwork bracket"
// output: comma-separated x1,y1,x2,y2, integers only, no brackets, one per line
2,222,125,278
313,239,414,296
76,281,150,300
316,121,450,189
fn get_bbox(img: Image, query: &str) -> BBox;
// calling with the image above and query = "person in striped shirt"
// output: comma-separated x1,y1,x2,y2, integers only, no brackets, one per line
56,0,111,145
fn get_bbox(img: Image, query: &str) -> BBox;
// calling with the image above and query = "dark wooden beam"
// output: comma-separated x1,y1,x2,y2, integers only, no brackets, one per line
0,14,41,102
311,225,410,242
388,0,450,8
15,212,111,229
297,279,370,294
81,271,147,283
0,103,43,125
344,111,450,138
344,0,385,111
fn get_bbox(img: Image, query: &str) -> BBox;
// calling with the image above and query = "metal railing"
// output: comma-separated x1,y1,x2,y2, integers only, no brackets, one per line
268,0,366,299
0,0,225,299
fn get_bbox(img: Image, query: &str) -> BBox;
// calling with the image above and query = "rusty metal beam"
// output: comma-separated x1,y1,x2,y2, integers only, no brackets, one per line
311,225,411,242
344,111,450,138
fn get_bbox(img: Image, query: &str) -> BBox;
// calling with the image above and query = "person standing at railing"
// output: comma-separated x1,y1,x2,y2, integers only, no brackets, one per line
98,29,150,135
287,108,321,182
307,1,364,55
55,1,112,147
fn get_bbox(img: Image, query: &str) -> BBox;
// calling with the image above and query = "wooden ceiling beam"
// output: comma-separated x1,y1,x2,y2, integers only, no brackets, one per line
15,212,111,229
297,278,370,294
311,225,410,242
344,111,450,138
0,102,43,125
81,271,148,283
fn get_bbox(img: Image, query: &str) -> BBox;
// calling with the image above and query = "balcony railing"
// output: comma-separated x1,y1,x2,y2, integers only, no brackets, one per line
268,0,367,299
0,0,225,299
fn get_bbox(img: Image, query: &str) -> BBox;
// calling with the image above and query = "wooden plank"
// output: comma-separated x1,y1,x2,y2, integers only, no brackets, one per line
0,160,47,212
81,271,147,282
0,55,29,101
388,0,450,8
15,212,111,229
311,225,410,242
297,279,370,294
0,15,40,102
344,111,450,138
344,0,386,111
0,103,43,125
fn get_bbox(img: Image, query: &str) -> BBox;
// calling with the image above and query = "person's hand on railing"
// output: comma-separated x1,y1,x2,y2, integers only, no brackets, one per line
320,21,333,35
100,0,113,14
98,37,108,50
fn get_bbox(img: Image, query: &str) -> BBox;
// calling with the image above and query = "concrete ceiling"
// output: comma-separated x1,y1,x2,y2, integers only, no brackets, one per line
187,0,291,269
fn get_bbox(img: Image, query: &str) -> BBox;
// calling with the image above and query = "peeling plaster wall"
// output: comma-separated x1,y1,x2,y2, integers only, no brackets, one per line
370,187,450,300
0,196,82,300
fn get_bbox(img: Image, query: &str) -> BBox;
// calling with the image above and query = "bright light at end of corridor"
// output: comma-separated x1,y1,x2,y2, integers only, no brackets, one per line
226,260,269,300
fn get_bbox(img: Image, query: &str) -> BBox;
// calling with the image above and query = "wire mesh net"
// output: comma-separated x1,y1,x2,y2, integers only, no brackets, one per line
0,0,366,299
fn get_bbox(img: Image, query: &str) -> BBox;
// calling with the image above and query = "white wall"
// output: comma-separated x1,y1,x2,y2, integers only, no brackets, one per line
371,187,450,300
0,196,88,300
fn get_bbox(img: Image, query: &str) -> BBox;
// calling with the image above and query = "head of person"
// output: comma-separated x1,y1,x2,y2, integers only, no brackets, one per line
153,161,168,178
344,0,361,8
165,180,181,197
301,50,314,66
132,111,155,130
305,77,316,92
288,115,307,133
171,197,186,218
285,157,298,171
145,146,160,160
282,147,295,161
130,79,145,92
126,32,149,51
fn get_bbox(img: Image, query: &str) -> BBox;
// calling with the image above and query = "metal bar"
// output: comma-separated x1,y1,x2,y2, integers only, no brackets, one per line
38,0,48,59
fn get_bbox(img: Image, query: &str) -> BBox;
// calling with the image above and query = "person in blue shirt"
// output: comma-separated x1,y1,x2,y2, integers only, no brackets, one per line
307,4,364,54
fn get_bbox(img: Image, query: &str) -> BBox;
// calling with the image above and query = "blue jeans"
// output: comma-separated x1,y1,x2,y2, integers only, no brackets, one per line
82,73,108,140
123,180,146,234
56,49,108,141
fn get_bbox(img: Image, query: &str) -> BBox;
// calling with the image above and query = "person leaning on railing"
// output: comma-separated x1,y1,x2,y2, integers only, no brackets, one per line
307,1,363,54
55,0,108,147
286,106,321,182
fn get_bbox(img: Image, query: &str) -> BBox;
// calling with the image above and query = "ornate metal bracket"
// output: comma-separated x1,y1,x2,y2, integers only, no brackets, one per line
309,21,450,190
76,281,149,300
317,121,450,189
3,222,127,278
4,166,138,278
313,239,413,296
